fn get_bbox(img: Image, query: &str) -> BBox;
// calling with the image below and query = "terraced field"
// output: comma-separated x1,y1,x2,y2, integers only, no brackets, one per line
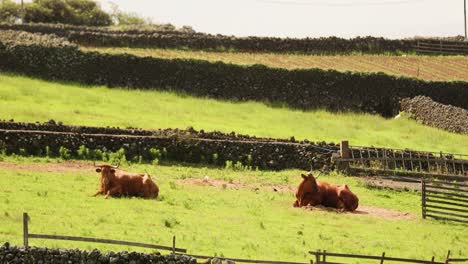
2,73,468,153
84,47,468,82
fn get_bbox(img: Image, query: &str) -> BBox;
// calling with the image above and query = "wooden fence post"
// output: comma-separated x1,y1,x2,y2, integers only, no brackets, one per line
380,252,385,264
315,250,321,264
338,140,350,173
172,235,176,254
23,212,29,247
421,179,426,219
445,250,451,264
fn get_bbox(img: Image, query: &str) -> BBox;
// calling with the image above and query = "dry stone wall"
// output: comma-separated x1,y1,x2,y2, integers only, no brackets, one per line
0,121,338,170
1,30,468,117
0,242,196,264
0,23,416,54
400,96,468,135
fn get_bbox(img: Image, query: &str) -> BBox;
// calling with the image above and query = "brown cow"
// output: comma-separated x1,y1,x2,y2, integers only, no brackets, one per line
293,172,358,211
93,163,159,199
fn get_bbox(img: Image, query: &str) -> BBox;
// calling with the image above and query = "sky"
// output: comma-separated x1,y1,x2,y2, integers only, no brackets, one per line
16,0,468,39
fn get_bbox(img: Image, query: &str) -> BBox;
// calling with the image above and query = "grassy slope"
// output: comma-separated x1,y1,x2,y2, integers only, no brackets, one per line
84,47,468,82
1,73,467,154
0,156,466,261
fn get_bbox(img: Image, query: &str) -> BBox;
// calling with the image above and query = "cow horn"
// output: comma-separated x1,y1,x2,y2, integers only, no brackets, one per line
93,161,102,168
111,161,120,169
315,172,322,180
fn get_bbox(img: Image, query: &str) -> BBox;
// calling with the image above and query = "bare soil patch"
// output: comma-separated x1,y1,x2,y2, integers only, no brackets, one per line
177,177,295,193
0,160,93,173
303,205,414,220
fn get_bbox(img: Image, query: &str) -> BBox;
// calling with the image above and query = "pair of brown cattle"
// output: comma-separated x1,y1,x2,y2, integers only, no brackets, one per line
94,164,359,212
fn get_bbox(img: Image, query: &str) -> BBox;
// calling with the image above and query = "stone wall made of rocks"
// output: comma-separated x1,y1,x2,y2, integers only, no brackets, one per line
0,242,196,264
0,121,338,171
400,96,468,135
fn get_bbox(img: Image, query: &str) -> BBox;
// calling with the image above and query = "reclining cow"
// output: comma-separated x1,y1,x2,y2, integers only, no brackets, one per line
93,163,159,199
293,172,358,211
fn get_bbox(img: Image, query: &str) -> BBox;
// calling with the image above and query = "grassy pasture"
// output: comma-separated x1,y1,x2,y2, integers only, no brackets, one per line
1,73,468,154
84,47,468,82
0,156,466,262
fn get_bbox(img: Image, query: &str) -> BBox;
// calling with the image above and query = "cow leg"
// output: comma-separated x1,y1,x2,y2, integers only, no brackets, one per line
93,190,103,197
293,200,299,207
105,186,122,199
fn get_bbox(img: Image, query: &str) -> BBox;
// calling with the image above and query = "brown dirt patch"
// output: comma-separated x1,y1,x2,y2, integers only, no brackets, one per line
0,160,93,173
177,177,295,193
303,205,414,220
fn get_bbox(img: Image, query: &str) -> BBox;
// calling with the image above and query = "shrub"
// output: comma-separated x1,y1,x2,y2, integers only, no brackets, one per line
45,146,51,157
59,146,71,160
18,148,27,156
225,160,233,170
77,145,90,159
108,148,126,165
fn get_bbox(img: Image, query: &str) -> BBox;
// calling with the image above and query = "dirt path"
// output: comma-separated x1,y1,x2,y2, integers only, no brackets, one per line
0,160,415,220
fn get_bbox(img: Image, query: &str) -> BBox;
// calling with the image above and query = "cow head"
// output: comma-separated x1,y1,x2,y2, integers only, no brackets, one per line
294,172,320,207
94,162,119,187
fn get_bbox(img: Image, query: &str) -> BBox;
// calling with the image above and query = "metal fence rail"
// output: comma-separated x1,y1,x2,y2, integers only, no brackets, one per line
422,180,468,224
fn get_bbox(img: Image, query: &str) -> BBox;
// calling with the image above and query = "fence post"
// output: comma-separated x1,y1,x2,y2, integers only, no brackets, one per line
315,250,321,264
380,252,385,264
338,140,350,173
421,179,426,219
323,250,326,263
23,212,29,247
445,250,451,264
172,235,176,254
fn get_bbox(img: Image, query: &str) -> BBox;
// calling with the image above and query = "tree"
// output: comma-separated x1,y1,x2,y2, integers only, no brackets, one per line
0,0,20,23
22,0,112,26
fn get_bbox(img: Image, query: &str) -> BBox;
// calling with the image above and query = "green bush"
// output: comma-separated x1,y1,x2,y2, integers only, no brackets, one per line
108,148,126,165
59,146,71,160
77,145,90,160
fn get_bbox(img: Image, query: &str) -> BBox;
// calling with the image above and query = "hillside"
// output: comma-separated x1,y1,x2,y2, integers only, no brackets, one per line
85,47,468,82
1,73,467,154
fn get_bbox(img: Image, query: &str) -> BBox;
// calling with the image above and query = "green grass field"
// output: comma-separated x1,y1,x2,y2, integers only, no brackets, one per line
1,73,467,154
84,47,468,82
0,156,466,262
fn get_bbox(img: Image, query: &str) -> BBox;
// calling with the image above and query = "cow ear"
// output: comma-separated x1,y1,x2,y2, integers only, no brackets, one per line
301,174,307,179
95,168,101,173
110,169,115,173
